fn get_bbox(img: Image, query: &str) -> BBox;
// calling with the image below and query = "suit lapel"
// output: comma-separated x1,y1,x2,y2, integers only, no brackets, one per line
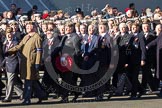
3,43,6,53
9,41,15,48
43,39,48,48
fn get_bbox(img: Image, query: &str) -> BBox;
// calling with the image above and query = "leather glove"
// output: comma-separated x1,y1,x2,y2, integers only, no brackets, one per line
35,64,40,71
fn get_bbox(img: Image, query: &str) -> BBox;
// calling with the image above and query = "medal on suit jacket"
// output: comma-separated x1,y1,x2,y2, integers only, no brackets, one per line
133,37,139,49
101,38,105,48
48,41,53,46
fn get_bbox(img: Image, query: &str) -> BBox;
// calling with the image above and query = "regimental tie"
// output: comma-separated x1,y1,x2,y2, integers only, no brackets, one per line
88,36,92,44
48,39,53,54
144,33,149,40
48,39,53,46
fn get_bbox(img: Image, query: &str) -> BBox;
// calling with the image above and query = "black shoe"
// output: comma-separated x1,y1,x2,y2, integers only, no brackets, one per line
124,91,131,96
156,91,162,98
137,91,146,98
2,99,11,103
95,95,103,101
53,94,60,99
108,92,113,100
71,95,79,102
129,96,138,100
60,97,69,103
37,99,42,104
22,100,31,105
37,97,48,104
114,92,123,96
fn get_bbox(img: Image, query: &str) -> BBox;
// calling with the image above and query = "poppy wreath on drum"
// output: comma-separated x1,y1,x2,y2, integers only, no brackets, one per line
55,55,73,73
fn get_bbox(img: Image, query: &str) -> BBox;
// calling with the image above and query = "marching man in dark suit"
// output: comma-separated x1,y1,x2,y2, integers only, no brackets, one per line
139,21,157,98
114,23,132,96
41,28,60,98
128,23,146,99
1,27,23,102
146,24,162,97
95,22,111,101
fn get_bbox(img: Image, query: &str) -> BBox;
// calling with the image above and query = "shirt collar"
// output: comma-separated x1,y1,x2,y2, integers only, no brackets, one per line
48,37,54,42
144,32,148,38
66,34,72,39
100,32,107,37
134,33,138,36
121,33,125,36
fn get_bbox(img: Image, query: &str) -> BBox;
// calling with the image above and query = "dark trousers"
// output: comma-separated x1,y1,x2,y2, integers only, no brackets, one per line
128,64,142,96
41,70,60,94
23,80,47,102
59,72,72,98
112,62,127,88
95,65,108,96
112,71,118,88
71,73,82,96
115,73,132,95
141,62,157,91
0,79,5,95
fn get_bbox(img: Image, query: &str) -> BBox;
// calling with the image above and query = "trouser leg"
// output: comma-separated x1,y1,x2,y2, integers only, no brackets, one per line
5,72,15,100
130,65,140,96
13,75,23,97
32,80,47,99
23,80,32,102
115,73,126,95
